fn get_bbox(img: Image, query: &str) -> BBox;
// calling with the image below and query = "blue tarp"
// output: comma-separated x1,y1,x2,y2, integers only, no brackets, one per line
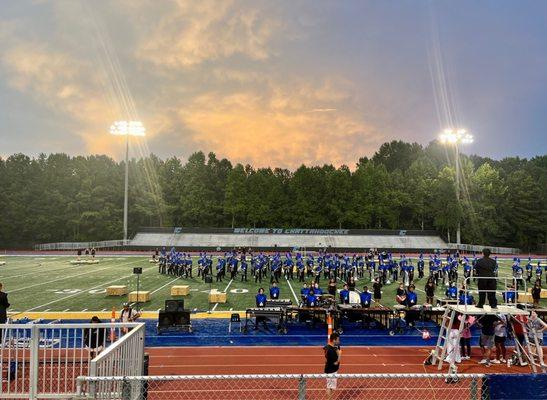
487,373,547,400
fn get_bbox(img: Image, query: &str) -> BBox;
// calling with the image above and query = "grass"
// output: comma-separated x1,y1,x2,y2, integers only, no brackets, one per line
0,254,545,314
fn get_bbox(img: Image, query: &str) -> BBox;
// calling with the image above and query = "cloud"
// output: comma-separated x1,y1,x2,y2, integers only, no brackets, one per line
135,0,281,68
310,108,337,113
0,40,126,155
173,79,384,168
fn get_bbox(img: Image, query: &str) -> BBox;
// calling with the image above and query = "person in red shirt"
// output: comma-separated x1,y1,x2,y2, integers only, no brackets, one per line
511,313,529,366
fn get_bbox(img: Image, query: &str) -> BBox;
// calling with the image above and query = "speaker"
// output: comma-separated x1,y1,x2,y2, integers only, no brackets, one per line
158,310,190,328
165,299,184,312
133,267,142,274
204,276,213,284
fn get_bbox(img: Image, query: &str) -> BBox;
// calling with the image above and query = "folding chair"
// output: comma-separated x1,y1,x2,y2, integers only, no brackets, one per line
229,313,242,333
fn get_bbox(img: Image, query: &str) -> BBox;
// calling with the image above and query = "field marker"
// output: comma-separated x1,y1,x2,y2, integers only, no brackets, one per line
285,277,300,304
9,266,110,293
211,279,233,312
63,308,70,312
101,308,107,312
150,277,180,295
82,308,88,312
25,263,155,312
43,309,50,312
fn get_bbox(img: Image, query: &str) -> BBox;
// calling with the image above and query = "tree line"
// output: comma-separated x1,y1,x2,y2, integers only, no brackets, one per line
0,140,545,251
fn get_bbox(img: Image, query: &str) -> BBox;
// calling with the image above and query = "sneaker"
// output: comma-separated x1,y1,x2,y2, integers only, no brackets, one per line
499,358,506,363
479,359,488,364
462,356,470,360
520,361,529,366
485,362,491,368
491,359,501,364
476,305,484,309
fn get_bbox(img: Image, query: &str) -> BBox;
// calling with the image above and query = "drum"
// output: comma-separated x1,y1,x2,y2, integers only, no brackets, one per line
348,291,361,304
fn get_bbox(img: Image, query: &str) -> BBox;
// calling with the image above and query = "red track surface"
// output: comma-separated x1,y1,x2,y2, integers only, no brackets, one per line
146,345,536,375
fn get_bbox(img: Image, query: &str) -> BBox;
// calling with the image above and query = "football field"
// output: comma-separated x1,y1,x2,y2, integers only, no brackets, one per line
0,255,545,315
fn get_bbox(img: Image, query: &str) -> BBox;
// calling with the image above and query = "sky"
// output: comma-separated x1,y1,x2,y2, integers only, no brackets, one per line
0,0,546,169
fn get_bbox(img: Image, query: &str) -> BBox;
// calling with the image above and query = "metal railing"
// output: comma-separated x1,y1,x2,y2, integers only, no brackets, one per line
0,322,142,399
88,324,145,398
34,240,130,251
459,276,527,311
76,373,489,400
447,243,520,255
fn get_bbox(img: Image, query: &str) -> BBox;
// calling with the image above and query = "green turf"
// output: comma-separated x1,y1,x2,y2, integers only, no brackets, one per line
0,255,545,314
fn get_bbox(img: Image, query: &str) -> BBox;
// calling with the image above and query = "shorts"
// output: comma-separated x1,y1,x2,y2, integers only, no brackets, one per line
480,334,494,348
326,372,338,389
494,335,506,344
528,337,544,346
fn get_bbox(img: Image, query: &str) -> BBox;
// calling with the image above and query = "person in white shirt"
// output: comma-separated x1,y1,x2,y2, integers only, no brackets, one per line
119,303,140,334
493,315,507,364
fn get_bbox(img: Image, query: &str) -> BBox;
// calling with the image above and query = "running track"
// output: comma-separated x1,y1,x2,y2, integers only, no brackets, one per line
147,345,537,375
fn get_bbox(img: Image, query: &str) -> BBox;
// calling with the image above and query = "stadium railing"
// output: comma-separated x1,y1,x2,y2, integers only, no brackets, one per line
34,240,130,251
447,243,520,255
0,322,143,399
87,324,145,398
75,373,489,400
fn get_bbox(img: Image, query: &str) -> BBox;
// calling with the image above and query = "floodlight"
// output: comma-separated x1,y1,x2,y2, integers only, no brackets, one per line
110,120,146,137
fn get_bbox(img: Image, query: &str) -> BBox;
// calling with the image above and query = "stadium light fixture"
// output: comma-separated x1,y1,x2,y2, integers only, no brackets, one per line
109,120,146,137
110,120,146,241
438,128,473,246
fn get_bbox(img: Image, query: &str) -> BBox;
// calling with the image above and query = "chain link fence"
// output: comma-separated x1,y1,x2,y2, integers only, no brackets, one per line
76,373,489,400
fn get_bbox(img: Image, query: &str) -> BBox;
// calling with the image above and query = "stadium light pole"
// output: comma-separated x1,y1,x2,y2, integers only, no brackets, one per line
438,128,473,245
109,121,146,241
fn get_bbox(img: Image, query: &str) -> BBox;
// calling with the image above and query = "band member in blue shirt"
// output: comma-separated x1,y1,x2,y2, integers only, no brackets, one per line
458,289,474,305
360,286,372,308
536,262,543,282
306,289,317,307
270,282,280,299
406,285,418,307
502,286,517,304
445,282,458,300
339,284,350,304
256,288,267,307
255,288,268,330
417,254,425,279
526,258,533,283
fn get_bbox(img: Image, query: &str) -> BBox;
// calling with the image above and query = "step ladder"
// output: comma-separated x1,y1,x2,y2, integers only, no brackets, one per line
431,306,465,372
511,317,547,373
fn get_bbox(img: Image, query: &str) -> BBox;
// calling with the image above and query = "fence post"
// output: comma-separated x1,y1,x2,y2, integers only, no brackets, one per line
29,325,40,400
122,378,131,400
470,376,478,400
298,375,306,400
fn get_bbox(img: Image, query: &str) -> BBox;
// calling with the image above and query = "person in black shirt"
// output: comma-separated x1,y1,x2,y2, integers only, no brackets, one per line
475,249,497,309
0,283,10,342
0,283,10,324
84,316,105,358
324,332,341,399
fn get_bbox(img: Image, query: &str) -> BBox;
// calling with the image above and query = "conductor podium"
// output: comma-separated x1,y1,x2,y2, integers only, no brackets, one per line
157,300,192,334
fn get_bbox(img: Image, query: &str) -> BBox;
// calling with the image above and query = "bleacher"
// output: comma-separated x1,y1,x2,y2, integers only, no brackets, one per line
129,227,448,251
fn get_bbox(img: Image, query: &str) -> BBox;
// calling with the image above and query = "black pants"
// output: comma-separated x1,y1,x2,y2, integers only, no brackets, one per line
477,278,497,308
460,337,471,357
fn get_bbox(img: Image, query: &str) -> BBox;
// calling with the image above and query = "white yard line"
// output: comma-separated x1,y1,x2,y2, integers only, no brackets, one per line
150,276,180,295
25,263,154,312
82,308,88,312
63,308,70,312
1,263,86,280
211,279,233,312
9,267,111,293
285,277,300,303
